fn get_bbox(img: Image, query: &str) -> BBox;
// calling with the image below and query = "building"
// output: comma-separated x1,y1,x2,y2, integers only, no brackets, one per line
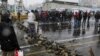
80,0,100,8
53,0,79,5
42,0,93,11
42,0,78,10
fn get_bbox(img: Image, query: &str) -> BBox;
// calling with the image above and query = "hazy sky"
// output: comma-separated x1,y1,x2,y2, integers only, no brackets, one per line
7,0,79,7
8,0,45,6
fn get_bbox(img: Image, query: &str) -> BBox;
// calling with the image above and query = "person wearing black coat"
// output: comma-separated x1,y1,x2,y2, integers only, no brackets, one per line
0,22,20,56
0,11,20,56
82,11,88,27
1,10,12,23
78,11,82,27
17,11,21,21
95,11,100,24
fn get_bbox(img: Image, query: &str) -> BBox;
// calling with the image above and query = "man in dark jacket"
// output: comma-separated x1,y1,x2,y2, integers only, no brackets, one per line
1,10,12,23
0,11,20,56
78,11,82,27
17,11,21,21
95,11,100,24
87,12,91,28
0,22,20,56
82,11,88,27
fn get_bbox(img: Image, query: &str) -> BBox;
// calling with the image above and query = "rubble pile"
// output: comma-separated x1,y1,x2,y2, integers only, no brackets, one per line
16,22,82,56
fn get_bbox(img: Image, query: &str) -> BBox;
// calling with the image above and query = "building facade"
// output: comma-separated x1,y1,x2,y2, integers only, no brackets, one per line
80,0,100,7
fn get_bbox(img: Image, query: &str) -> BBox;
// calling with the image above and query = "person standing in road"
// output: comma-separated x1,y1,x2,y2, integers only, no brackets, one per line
0,23,20,56
27,10,36,23
87,11,91,28
23,10,38,33
1,10,12,23
82,11,88,27
17,11,21,21
0,11,20,56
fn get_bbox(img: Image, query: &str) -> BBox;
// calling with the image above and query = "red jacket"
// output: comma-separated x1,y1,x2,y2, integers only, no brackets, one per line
74,12,79,18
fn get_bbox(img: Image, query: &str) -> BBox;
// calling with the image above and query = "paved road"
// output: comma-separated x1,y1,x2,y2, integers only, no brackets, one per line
41,18,96,41
7,18,100,56
13,18,96,46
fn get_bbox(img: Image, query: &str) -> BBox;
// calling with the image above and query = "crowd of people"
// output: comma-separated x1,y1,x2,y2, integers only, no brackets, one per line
32,10,100,25
17,9,100,26
0,9,100,56
34,9,73,22
24,9,100,34
32,10,92,24
27,9,100,36
32,10,91,26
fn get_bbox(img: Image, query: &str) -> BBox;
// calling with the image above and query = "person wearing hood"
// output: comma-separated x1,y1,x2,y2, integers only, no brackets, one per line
23,10,38,34
0,11,20,56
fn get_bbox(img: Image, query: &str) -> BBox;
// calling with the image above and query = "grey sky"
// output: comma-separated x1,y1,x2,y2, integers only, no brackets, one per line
7,0,79,7
8,0,45,5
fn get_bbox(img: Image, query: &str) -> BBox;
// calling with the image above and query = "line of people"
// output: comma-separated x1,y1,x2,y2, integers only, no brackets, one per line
21,9,100,36
33,10,92,23
74,10,92,28
34,9,73,22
